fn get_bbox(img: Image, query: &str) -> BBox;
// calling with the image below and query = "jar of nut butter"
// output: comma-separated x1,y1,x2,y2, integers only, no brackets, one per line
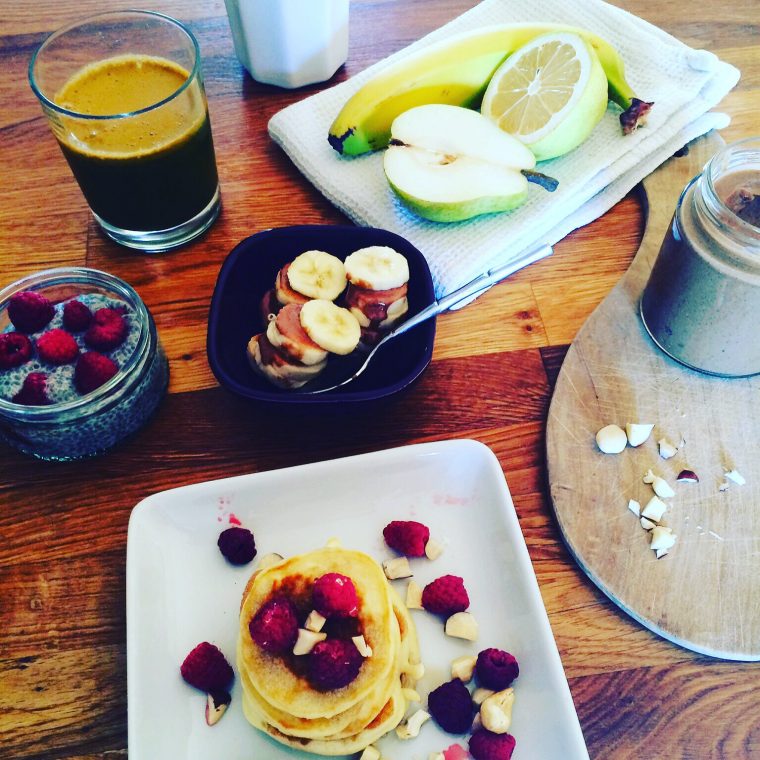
640,137,760,376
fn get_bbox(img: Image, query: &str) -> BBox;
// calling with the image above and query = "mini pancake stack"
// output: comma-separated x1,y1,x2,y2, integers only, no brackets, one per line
248,246,410,389
238,545,421,755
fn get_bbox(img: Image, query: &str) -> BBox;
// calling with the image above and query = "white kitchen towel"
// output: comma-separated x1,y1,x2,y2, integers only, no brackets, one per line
268,0,740,297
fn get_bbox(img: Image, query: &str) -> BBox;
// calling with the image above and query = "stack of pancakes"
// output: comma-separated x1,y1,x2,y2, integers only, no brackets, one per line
238,545,421,755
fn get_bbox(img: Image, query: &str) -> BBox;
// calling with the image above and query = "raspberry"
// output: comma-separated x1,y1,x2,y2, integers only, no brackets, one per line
312,573,358,618
427,679,474,733
180,642,234,693
12,372,50,405
475,648,519,691
308,638,363,691
0,333,33,369
7,291,54,333
63,299,93,332
37,328,79,365
74,352,118,394
422,575,469,617
383,520,430,557
217,526,256,565
469,729,516,760
249,597,299,654
84,307,128,350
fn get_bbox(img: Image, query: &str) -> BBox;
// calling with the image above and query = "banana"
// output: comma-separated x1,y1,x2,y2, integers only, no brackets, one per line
328,23,651,156
299,299,361,355
286,250,347,301
344,246,410,291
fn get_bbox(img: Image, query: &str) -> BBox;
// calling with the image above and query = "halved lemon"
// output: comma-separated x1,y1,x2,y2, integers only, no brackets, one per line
481,32,608,161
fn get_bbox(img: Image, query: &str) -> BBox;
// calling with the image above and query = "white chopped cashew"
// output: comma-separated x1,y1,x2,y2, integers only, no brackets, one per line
725,469,746,485
651,475,676,499
643,469,656,484
383,557,412,580
655,548,669,559
650,526,677,552
480,687,515,734
451,654,477,683
257,552,284,570
395,709,430,739
405,580,423,609
425,538,444,560
641,495,667,522
626,423,654,447
640,516,657,531
292,628,327,655
596,424,627,454
304,610,326,633
403,661,425,682
402,688,421,703
444,611,479,641
360,746,381,760
472,688,495,706
658,438,678,459
719,481,730,492
628,499,641,516
352,635,373,658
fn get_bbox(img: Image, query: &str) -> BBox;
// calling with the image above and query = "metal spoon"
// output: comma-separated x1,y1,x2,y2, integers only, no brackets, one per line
298,242,552,394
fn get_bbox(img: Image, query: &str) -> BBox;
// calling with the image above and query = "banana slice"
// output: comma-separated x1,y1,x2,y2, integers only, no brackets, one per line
299,300,361,355
344,246,409,291
286,250,347,301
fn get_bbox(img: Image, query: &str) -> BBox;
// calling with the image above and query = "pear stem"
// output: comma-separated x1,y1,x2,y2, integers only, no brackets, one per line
522,170,558,192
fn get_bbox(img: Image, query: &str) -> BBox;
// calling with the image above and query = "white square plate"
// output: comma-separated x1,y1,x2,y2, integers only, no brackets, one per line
127,439,589,759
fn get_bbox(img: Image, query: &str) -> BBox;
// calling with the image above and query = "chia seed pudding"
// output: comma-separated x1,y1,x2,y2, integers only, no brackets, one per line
0,268,169,460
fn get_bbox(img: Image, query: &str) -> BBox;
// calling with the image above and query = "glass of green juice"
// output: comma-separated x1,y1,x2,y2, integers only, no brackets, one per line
29,10,221,252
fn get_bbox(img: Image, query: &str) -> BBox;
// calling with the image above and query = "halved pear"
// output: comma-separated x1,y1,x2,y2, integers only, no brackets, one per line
383,104,537,223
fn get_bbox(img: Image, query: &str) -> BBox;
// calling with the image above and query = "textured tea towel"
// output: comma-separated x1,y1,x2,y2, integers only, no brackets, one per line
268,0,740,297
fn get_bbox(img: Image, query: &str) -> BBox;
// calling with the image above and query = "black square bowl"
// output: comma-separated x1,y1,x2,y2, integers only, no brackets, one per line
207,225,436,405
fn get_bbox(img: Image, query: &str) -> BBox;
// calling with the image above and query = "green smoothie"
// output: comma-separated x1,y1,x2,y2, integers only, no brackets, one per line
54,54,219,231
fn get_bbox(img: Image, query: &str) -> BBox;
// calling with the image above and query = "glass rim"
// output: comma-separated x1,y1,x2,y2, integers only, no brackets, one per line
0,267,151,420
28,9,201,122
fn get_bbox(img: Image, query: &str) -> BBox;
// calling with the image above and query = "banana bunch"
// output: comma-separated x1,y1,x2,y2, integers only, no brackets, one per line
328,23,652,156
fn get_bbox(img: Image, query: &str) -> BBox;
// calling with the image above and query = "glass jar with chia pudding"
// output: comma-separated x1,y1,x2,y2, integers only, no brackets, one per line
0,267,169,460
640,137,760,376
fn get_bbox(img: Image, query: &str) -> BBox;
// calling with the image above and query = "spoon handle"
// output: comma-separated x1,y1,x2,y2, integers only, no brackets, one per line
387,242,553,340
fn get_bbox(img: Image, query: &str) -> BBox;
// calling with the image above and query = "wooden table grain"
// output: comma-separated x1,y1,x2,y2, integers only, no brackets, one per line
1,1,758,758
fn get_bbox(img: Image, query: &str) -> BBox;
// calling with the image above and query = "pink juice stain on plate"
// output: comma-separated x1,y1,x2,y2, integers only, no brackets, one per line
228,513,242,526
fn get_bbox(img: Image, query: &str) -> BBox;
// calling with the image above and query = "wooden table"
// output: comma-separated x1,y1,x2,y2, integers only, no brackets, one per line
1,1,757,758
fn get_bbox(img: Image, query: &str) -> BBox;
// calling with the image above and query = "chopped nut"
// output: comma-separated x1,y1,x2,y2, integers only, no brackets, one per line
444,611,479,641
650,526,677,552
626,422,654,447
655,548,669,559
658,438,678,459
257,552,284,570
719,481,730,492
628,499,641,516
725,469,746,486
402,687,421,703
304,610,326,633
651,475,675,499
293,628,327,655
480,687,515,734
471,712,483,731
472,687,495,706
383,557,412,580
425,538,444,560
640,516,657,531
205,691,231,726
643,469,656,484
596,424,627,454
676,469,699,483
396,708,430,739
405,580,423,609
451,654,477,682
360,746,381,760
403,661,425,684
641,495,667,522
352,634,373,658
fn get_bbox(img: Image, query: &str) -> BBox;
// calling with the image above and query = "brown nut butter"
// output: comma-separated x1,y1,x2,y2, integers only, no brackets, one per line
640,137,760,376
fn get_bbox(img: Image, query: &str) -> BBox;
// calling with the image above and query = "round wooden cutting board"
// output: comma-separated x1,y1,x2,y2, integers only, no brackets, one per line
546,132,760,660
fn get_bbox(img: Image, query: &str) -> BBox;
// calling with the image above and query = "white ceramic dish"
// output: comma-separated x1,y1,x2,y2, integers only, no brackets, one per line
127,439,589,759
